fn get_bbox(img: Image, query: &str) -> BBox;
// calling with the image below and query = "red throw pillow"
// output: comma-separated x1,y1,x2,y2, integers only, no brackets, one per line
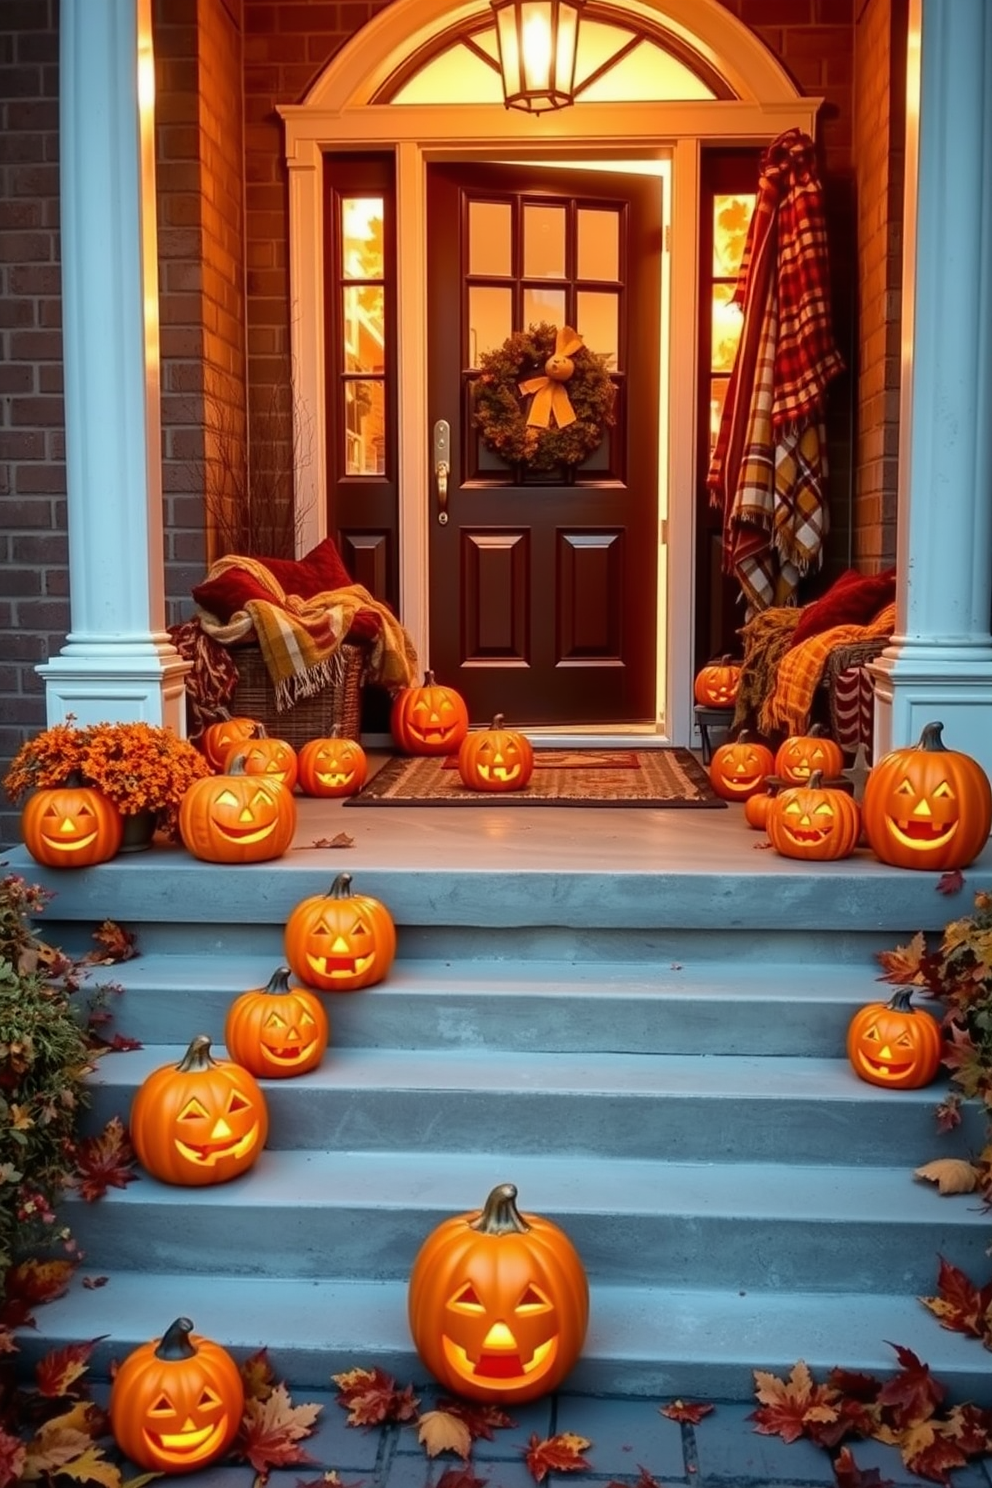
192,539,355,622
790,568,897,647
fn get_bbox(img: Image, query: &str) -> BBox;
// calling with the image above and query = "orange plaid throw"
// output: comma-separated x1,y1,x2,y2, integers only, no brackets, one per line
759,602,896,737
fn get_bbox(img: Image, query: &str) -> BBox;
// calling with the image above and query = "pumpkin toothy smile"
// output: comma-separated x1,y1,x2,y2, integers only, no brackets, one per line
441,1335,556,1380
174,1125,260,1165
41,831,99,852
145,1421,228,1457
886,819,957,849
306,951,375,978
215,821,277,843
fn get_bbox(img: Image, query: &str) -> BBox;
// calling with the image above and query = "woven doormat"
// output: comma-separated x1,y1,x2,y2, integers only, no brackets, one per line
345,748,725,808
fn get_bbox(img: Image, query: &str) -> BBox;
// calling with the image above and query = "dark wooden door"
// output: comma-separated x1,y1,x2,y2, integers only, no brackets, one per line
426,163,662,727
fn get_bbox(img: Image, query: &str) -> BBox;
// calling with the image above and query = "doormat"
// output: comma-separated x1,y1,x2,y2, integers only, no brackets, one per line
344,748,726,808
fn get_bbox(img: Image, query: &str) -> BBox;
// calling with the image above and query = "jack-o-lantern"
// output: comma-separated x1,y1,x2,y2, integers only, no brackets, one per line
284,872,396,992
223,727,298,793
743,783,780,831
773,726,845,785
391,671,469,756
708,733,775,801
408,1182,589,1404
846,988,944,1089
199,714,260,771
224,966,329,1079
458,715,535,793
694,655,741,709
297,737,368,798
109,1316,244,1473
21,783,123,868
129,1034,269,1186
766,771,861,861
179,755,297,864
862,721,992,871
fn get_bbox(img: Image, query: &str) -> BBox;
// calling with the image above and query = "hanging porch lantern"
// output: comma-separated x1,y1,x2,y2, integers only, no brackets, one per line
490,0,585,114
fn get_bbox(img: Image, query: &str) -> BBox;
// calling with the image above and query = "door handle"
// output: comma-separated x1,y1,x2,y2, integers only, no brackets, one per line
433,419,451,526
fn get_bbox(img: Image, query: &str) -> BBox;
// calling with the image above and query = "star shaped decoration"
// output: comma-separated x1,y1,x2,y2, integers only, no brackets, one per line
841,743,872,803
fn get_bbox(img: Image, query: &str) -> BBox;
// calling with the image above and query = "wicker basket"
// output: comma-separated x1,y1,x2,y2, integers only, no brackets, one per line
226,641,365,747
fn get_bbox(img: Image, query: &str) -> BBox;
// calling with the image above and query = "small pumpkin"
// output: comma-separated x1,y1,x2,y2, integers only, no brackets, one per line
129,1034,269,1186
458,715,535,793
223,726,298,793
743,783,780,831
846,988,944,1089
408,1182,589,1404
297,736,368,798
765,771,861,861
391,670,469,755
179,754,297,864
708,731,775,801
773,724,845,785
223,966,329,1079
109,1315,244,1473
199,713,261,772
694,655,741,709
284,872,396,992
21,783,123,868
862,721,992,871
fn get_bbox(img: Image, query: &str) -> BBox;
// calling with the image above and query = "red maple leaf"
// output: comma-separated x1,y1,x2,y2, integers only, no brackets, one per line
95,1031,143,1052
435,1398,517,1440
241,1346,278,1402
920,1255,992,1341
523,1432,592,1483
81,1276,108,1290
4,1257,77,1313
0,1425,27,1488
660,1397,714,1424
751,1361,839,1444
87,920,138,962
435,1468,489,1488
72,1115,139,1201
832,1444,894,1487
332,1367,419,1426
875,1344,945,1428
935,869,965,896
904,1427,970,1486
236,1381,321,1480
35,1337,103,1398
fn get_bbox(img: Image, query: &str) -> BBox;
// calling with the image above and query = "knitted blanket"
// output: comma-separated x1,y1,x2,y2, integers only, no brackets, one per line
732,606,803,735
759,602,896,737
196,555,419,710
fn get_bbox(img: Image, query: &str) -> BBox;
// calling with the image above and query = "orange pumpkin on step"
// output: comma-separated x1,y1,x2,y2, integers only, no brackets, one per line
694,655,741,709
199,714,261,772
284,872,396,992
773,725,844,785
223,726,298,793
862,721,992,871
223,966,329,1078
179,754,297,863
708,732,775,801
391,671,469,755
458,715,534,792
846,988,944,1089
766,771,861,861
21,782,123,868
297,737,367,798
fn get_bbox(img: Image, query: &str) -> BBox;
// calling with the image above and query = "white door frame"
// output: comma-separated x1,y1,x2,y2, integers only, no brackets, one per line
279,0,817,745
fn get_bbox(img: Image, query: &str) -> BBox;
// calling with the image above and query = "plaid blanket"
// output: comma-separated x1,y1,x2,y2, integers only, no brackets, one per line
759,601,896,737
196,555,419,710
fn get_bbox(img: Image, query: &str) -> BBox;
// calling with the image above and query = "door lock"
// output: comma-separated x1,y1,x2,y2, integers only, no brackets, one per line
433,419,451,525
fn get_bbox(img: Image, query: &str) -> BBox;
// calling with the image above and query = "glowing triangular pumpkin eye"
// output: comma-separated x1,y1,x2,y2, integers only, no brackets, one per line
897,1033,914,1047
864,1027,880,1042
149,1394,175,1416
198,1387,222,1409
251,790,273,809
896,778,915,795
179,1098,210,1121
217,790,240,807
265,1012,286,1029
814,803,833,817
516,1285,549,1311
350,919,368,937
227,1091,252,1113
299,1011,314,1028
77,803,93,816
452,1284,484,1310
933,781,954,798
784,801,803,816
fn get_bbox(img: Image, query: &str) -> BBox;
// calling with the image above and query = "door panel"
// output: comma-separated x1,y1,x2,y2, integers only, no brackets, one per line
426,162,662,727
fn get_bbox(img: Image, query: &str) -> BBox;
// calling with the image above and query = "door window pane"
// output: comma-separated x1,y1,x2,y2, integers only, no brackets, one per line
469,201,513,276
523,285,566,328
343,285,385,373
713,193,754,278
577,208,619,281
711,282,743,373
341,198,383,279
576,290,618,363
344,380,385,475
709,379,728,451
523,204,566,278
469,286,513,364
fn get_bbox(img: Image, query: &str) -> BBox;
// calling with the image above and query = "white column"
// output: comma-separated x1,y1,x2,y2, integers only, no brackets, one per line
37,0,190,731
870,0,992,780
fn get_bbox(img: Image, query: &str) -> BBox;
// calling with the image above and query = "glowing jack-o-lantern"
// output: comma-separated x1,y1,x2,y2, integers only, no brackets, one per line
223,727,298,793
766,771,861,861
199,714,261,771
862,721,992,871
846,988,944,1089
694,655,741,709
284,872,396,992
129,1034,269,1186
408,1182,589,1404
223,966,329,1079
458,715,535,792
297,737,368,798
178,755,297,864
391,671,470,756
708,732,775,801
109,1316,244,1473
773,726,845,785
21,783,123,868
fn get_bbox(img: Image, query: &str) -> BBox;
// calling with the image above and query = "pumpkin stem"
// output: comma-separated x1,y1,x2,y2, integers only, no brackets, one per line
226,753,249,776
917,721,947,752
423,670,435,686
329,873,353,899
807,770,825,788
177,1034,217,1073
471,1182,531,1236
491,714,505,730
888,987,919,1013
266,967,294,996
155,1317,198,1361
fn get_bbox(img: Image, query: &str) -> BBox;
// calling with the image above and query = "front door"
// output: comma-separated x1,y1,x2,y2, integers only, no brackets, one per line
426,162,662,728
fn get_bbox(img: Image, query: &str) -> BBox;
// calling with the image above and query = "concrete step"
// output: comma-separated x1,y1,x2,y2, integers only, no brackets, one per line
85,1043,983,1166
62,1149,990,1294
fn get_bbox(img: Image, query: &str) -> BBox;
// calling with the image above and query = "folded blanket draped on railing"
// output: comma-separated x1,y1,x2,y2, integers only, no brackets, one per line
194,555,419,710
758,600,896,737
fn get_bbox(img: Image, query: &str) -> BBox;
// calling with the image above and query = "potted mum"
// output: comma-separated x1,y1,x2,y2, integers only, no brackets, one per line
4,717,211,856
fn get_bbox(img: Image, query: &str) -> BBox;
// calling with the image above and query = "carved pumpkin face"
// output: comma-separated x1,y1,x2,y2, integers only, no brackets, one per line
846,991,943,1089
458,716,535,793
109,1317,244,1473
223,967,329,1079
297,737,368,798
408,1184,589,1404
21,784,123,868
200,716,260,771
765,773,861,861
774,731,844,784
694,657,741,708
178,762,297,864
708,736,775,801
129,1035,269,1185
862,722,992,870
284,872,397,992
391,671,469,756
224,734,298,793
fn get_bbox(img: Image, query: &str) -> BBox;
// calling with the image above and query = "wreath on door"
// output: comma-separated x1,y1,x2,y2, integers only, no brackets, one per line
472,322,616,473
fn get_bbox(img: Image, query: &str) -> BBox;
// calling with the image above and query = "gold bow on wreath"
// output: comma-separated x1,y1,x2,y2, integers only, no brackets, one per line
518,326,584,429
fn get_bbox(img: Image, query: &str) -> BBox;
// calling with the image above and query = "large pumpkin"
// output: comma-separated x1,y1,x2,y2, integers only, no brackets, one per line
21,783,123,868
694,655,741,709
223,965,329,1079
846,988,944,1089
109,1316,244,1473
708,732,775,801
457,715,535,792
862,721,992,871
391,670,469,755
297,737,368,798
408,1182,589,1404
199,714,260,771
284,872,396,992
178,755,297,864
223,727,298,793
766,771,862,861
129,1034,269,1186
773,725,845,785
